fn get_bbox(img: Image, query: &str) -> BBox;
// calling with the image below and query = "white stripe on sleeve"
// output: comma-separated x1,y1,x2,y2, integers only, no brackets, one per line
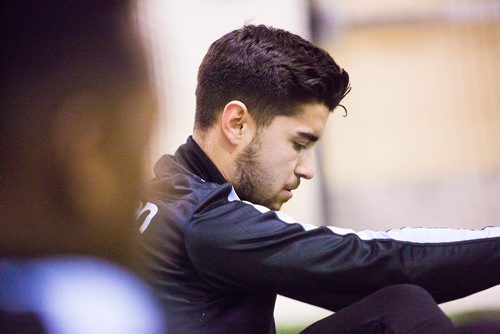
227,187,500,243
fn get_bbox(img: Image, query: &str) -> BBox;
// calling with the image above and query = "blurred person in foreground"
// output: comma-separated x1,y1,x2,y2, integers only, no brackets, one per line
0,1,164,333
137,25,500,333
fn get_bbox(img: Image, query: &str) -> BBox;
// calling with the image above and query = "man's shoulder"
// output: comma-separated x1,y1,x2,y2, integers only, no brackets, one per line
147,154,229,205
138,154,234,231
142,154,292,227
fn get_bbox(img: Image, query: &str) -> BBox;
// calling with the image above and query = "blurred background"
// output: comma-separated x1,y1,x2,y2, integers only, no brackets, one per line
137,0,500,330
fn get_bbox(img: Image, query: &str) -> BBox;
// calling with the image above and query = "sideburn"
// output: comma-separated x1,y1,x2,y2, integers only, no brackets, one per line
233,134,262,204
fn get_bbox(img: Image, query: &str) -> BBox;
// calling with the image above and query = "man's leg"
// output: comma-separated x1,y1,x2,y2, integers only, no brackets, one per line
301,284,455,334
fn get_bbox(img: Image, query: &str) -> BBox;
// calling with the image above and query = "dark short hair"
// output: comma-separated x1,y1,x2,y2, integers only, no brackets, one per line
195,24,350,130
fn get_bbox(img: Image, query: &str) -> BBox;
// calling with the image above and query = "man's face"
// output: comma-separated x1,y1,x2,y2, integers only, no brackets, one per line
233,103,330,210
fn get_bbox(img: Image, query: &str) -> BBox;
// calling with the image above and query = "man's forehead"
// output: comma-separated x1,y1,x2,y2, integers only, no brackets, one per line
275,103,330,134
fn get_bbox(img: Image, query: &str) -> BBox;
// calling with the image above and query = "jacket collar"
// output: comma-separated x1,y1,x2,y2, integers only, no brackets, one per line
173,136,227,184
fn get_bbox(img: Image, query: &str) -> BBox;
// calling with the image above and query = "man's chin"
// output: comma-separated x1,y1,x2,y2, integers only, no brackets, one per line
267,200,286,211
242,194,285,211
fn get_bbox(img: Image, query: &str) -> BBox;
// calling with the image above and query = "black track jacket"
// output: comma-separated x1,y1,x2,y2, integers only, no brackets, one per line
137,136,500,334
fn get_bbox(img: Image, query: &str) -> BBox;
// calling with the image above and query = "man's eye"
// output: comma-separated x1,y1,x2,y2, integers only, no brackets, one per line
293,142,307,151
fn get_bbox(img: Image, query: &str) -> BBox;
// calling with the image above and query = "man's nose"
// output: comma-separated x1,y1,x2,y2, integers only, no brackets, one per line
295,150,315,180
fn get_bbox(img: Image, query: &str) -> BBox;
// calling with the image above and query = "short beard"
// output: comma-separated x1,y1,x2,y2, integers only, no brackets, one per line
233,134,268,207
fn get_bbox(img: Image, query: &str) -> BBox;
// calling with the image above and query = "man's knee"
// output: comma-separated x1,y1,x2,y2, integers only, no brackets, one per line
301,284,451,334
370,284,454,333
373,284,437,311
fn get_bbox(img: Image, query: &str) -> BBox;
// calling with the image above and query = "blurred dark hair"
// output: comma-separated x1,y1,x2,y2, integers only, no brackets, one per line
195,24,350,130
0,1,149,146
0,1,154,267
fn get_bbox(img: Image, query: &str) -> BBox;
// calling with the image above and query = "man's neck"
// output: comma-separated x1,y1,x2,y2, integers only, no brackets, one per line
192,130,235,183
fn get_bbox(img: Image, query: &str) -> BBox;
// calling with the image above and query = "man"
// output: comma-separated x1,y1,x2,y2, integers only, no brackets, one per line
1,1,164,332
137,25,500,333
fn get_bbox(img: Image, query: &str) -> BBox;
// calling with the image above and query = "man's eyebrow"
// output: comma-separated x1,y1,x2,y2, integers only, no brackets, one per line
296,131,319,142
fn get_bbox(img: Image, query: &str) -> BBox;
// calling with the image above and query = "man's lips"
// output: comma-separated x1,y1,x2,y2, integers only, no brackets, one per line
282,189,293,201
283,181,300,200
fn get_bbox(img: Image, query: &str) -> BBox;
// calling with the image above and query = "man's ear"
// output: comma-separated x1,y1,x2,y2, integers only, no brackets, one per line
221,100,254,145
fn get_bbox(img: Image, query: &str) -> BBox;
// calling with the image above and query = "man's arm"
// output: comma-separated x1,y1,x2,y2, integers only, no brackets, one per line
186,188,500,311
